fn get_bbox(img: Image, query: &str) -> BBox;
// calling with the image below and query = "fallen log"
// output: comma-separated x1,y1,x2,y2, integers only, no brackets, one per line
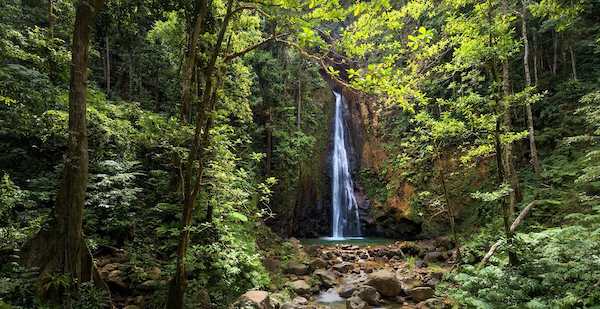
478,200,542,267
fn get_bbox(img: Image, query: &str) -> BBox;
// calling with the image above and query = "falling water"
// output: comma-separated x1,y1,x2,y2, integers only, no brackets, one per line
331,91,361,238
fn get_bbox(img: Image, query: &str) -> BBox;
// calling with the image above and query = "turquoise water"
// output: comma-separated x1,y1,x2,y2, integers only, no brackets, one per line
300,237,395,247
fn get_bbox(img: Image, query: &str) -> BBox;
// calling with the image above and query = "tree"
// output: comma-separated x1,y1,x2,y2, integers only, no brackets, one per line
520,0,542,176
168,1,235,307
23,0,107,304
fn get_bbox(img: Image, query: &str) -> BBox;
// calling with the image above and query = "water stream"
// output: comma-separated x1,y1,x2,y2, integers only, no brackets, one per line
331,91,362,238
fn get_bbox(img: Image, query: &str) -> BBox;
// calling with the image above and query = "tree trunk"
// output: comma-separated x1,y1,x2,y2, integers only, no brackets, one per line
105,35,110,96
167,1,235,307
24,0,107,304
501,60,521,216
180,1,209,123
47,0,56,83
569,44,577,80
438,153,460,260
532,30,539,86
521,0,542,176
266,106,273,176
552,30,558,75
494,120,519,266
296,77,301,130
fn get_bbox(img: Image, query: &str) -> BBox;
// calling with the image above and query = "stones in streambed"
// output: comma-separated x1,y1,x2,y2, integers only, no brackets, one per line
314,269,337,288
423,251,449,264
352,285,382,306
309,258,328,270
337,284,356,298
285,262,310,275
365,269,402,297
416,297,449,309
407,287,435,302
287,280,312,296
332,261,354,273
233,290,273,309
346,296,369,309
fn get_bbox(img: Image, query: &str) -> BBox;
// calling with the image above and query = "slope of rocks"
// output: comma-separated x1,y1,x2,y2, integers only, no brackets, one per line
234,237,456,309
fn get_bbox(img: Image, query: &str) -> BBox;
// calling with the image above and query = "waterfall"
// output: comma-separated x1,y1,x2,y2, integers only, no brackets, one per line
331,91,361,238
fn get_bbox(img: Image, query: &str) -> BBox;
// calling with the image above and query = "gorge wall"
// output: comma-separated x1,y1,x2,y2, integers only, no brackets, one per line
269,76,421,239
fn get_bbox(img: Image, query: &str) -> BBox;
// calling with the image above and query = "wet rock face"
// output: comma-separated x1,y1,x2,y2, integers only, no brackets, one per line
338,87,422,239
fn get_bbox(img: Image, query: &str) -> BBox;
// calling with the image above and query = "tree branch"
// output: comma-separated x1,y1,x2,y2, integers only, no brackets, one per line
224,32,288,62
275,38,358,92
478,200,542,267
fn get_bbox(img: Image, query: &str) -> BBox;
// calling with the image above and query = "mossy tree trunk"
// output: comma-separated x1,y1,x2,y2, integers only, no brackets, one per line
24,0,106,304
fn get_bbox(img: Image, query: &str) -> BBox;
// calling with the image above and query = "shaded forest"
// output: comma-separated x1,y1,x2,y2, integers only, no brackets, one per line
1,0,600,308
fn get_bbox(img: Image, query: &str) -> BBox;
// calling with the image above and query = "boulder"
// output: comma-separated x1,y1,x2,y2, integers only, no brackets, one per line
416,298,447,309
346,296,370,309
408,287,435,302
309,258,328,270
287,280,311,296
234,290,273,309
146,266,161,280
106,269,128,290
137,280,159,291
292,296,308,305
123,306,140,309
337,284,356,298
333,262,354,273
415,259,427,268
423,251,447,263
353,286,382,306
263,257,281,272
285,262,310,276
314,269,337,287
365,270,402,297
400,278,423,292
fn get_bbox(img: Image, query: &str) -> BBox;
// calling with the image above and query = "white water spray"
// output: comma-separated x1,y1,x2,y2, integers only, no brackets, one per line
331,91,361,238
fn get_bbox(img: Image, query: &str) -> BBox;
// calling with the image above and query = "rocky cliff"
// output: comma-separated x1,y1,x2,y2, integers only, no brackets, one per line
270,75,421,239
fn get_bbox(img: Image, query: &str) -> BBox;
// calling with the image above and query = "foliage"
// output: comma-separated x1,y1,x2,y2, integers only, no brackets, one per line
446,205,600,307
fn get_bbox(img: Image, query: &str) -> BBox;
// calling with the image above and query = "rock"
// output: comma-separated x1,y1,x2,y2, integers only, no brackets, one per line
269,292,288,309
337,284,356,298
346,296,370,309
123,305,140,309
353,285,382,306
234,290,273,309
147,266,161,280
309,258,328,270
106,269,128,290
333,262,353,273
314,269,337,287
287,280,311,296
285,262,310,275
408,287,435,302
433,237,453,250
423,252,447,263
415,259,427,268
138,280,159,291
263,257,281,272
366,270,402,297
416,298,447,309
424,277,440,287
293,296,308,305
400,278,423,292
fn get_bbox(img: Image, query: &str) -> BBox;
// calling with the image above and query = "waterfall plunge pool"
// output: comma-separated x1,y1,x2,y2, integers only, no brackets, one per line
300,237,395,247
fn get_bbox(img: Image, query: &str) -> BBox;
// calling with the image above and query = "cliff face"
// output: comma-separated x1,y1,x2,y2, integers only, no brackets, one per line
269,77,421,239
340,88,421,239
